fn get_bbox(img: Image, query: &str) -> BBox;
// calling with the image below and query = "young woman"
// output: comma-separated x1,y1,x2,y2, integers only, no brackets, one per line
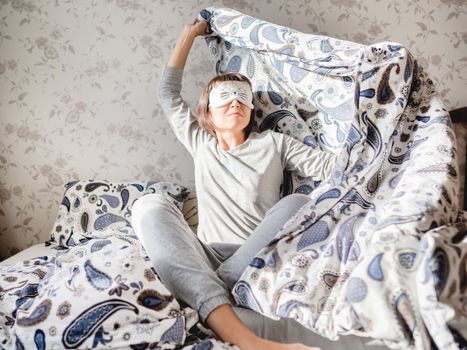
131,17,336,350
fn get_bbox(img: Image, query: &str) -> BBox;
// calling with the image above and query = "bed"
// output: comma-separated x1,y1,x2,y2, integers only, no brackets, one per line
2,6,466,350
1,180,397,350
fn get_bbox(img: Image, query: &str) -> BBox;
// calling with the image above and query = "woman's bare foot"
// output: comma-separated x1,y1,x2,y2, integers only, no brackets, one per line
206,304,321,350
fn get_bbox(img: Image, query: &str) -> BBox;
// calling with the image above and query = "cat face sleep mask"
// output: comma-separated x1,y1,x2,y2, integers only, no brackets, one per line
208,81,254,109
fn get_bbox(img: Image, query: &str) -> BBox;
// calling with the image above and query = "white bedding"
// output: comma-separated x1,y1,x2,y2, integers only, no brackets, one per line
1,243,55,265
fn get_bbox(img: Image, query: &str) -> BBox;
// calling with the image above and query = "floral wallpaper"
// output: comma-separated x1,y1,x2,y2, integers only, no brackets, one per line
1,0,466,260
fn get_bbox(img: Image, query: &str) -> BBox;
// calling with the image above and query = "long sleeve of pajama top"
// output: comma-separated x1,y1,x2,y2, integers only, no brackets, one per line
158,65,337,245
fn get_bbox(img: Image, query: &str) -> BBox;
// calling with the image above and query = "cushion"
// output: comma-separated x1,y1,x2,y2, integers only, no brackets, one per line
46,180,197,249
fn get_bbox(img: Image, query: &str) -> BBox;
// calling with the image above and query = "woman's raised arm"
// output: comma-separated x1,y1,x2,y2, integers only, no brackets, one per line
158,18,211,156
168,18,208,70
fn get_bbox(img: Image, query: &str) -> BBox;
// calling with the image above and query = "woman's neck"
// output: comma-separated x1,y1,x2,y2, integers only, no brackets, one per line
216,131,246,151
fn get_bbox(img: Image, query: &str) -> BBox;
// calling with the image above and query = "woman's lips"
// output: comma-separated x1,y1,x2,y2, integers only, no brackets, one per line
228,112,242,117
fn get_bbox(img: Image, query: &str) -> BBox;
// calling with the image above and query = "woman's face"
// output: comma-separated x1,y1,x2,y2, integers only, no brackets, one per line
208,98,252,136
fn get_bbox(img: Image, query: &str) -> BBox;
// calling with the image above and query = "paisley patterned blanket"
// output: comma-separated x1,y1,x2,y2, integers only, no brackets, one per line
198,7,467,350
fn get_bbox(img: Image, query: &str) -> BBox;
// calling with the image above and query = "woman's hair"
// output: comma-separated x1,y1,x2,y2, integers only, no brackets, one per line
196,72,255,139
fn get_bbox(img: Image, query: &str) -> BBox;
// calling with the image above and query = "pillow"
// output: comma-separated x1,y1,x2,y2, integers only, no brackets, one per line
46,180,194,249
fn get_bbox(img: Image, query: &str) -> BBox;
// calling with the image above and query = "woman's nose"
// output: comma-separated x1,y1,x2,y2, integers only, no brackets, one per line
229,99,240,108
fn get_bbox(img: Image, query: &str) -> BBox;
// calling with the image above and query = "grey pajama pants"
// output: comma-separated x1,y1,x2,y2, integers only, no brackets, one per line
130,192,311,323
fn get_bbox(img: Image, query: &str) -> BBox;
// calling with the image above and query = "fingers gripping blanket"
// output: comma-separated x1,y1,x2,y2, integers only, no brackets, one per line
200,7,467,350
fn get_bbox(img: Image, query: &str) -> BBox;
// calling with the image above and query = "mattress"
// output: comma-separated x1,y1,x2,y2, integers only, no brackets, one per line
1,243,55,265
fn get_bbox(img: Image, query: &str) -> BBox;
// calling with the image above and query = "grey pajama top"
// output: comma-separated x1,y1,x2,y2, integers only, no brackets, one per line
158,65,336,245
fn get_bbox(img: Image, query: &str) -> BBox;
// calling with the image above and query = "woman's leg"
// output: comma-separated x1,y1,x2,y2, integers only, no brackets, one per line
132,193,319,350
130,193,233,322
206,305,320,350
216,193,311,290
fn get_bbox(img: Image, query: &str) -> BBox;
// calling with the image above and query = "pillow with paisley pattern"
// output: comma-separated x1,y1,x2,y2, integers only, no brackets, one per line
45,180,193,249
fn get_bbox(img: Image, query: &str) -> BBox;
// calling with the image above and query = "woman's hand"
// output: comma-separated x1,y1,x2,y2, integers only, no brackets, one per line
167,16,209,70
183,17,208,38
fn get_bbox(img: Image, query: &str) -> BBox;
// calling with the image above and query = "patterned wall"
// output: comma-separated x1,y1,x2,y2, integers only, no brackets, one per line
1,0,466,260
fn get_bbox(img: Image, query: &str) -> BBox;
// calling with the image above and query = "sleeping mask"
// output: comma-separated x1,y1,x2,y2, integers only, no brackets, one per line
208,81,254,109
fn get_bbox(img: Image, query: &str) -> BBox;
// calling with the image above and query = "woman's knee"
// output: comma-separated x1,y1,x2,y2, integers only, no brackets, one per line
280,193,311,208
131,194,174,237
132,193,169,218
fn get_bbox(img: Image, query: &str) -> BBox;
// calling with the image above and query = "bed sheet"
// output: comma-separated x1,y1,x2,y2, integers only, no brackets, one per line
1,243,55,266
